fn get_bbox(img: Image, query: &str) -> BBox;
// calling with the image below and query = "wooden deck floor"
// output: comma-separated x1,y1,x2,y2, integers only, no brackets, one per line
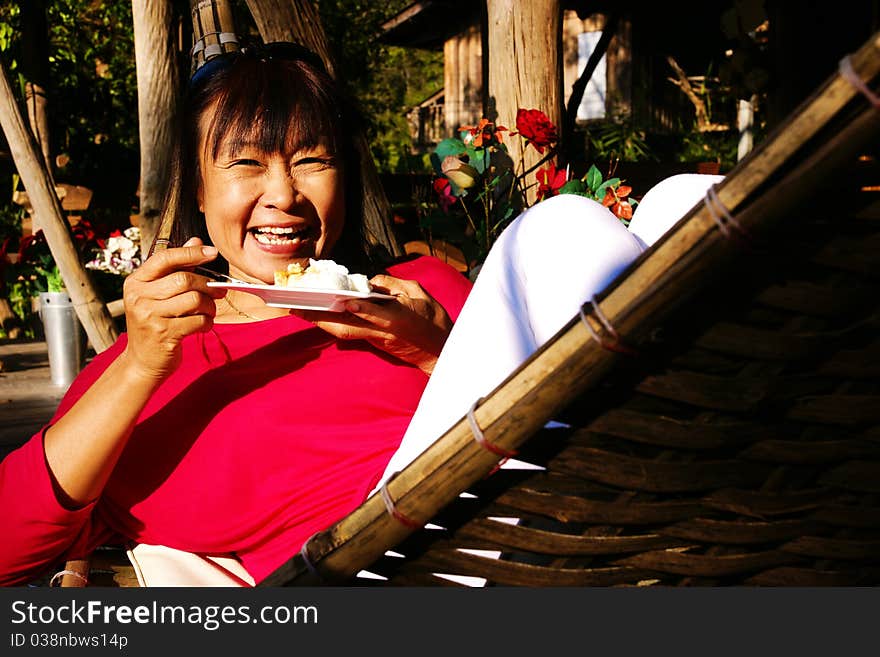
0,341,69,461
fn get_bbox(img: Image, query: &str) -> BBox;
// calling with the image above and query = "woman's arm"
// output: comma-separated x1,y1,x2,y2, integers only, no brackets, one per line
44,239,226,508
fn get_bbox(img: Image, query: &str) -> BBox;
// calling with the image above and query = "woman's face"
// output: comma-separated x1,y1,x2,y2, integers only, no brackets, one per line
196,104,345,284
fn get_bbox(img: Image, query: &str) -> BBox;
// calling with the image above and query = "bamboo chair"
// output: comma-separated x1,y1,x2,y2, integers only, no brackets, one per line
56,31,880,588
261,32,880,587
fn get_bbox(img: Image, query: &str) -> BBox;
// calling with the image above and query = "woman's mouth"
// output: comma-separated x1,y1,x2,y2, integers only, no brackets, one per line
250,225,312,246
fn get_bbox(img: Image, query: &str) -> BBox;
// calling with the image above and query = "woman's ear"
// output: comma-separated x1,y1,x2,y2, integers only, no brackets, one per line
196,182,205,213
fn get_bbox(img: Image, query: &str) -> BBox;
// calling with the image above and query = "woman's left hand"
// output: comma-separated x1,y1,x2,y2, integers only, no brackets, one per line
291,274,453,375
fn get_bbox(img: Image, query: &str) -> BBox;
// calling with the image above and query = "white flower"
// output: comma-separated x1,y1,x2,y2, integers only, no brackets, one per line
85,226,142,276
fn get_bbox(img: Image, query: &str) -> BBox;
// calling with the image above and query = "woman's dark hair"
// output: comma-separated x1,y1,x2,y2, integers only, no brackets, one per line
159,44,370,273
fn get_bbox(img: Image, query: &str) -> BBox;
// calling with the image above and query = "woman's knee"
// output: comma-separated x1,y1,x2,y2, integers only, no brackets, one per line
628,173,724,247
515,193,616,236
511,193,642,267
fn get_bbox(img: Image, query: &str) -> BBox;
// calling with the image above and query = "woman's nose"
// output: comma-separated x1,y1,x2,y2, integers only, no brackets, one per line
261,169,300,210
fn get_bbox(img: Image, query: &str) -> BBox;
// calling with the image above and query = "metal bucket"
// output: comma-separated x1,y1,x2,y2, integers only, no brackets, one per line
38,291,84,388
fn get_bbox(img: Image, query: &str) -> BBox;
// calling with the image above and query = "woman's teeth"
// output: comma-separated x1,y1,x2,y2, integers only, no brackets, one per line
251,226,308,245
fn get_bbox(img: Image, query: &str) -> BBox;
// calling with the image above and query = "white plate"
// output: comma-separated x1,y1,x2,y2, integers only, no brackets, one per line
207,281,393,312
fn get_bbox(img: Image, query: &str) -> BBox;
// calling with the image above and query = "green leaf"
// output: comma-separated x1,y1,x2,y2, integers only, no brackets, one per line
431,138,468,175
586,165,603,192
594,181,610,198
466,146,489,174
435,137,467,159
558,180,588,196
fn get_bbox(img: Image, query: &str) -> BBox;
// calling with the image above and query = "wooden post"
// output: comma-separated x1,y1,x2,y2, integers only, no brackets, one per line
20,0,51,232
0,60,118,353
244,0,402,259
132,0,181,257
244,0,334,75
737,95,756,161
486,0,562,202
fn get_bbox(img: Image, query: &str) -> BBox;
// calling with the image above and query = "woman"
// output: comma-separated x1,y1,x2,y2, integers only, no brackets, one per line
0,44,471,586
0,41,721,586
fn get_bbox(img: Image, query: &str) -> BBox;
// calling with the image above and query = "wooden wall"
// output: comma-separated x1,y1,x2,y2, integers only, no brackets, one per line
443,23,483,135
439,11,633,139
561,11,632,122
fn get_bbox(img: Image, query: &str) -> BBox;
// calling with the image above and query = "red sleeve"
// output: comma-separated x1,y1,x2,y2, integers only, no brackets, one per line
386,255,473,322
0,337,126,586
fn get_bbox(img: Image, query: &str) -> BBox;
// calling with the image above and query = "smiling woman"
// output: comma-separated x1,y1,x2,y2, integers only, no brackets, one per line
168,42,361,284
0,35,715,588
0,42,472,586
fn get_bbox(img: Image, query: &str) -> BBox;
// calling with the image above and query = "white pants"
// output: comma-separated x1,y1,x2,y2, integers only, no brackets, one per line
375,173,723,490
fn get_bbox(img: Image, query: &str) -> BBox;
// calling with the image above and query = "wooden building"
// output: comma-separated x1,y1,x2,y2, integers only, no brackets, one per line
381,1,710,151
383,1,879,158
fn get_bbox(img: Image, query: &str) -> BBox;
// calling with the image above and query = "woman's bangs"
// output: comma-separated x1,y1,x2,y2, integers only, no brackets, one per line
205,61,342,160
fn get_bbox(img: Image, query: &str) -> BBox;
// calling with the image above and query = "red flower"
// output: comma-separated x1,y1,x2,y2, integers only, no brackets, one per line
459,118,507,148
17,231,45,262
602,185,634,221
433,178,457,213
536,164,568,201
515,108,558,154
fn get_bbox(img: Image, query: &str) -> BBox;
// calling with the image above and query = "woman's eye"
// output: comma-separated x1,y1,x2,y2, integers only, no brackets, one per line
232,159,261,167
294,157,336,170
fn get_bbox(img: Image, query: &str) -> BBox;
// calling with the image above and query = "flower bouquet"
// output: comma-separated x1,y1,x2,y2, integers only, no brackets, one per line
425,108,637,271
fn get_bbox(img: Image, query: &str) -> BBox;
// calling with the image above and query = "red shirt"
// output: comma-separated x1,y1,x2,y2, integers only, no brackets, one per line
0,256,472,585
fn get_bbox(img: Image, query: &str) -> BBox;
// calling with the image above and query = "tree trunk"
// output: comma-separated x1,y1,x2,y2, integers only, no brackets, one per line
486,0,562,203
244,0,402,260
132,0,180,256
0,61,117,352
244,0,334,76
20,0,51,234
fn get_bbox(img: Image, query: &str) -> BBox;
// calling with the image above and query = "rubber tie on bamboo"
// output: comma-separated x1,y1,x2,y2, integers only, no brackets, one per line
579,297,638,356
379,481,423,529
298,533,324,582
49,569,88,587
190,31,239,59
839,55,880,108
150,237,170,255
467,398,518,460
705,184,754,248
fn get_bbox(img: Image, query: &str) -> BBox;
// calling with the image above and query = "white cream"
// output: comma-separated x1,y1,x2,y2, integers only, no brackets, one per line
275,259,372,292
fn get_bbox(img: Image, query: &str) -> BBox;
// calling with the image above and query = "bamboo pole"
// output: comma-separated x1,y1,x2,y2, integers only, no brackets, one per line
261,30,880,586
132,0,180,257
0,60,118,353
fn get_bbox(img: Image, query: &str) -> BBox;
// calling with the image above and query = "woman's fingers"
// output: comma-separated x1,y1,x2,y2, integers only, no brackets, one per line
291,274,453,374
159,288,220,319
137,269,227,302
121,238,226,381
131,242,218,283
368,274,423,298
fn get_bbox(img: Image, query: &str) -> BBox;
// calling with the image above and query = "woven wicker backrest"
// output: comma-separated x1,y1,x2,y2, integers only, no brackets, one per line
359,184,879,586
263,31,880,587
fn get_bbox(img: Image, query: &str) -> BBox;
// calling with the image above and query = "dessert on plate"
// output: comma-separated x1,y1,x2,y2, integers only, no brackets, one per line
274,259,371,293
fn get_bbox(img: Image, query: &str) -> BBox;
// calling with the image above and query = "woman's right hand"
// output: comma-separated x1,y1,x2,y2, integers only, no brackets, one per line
121,237,227,381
